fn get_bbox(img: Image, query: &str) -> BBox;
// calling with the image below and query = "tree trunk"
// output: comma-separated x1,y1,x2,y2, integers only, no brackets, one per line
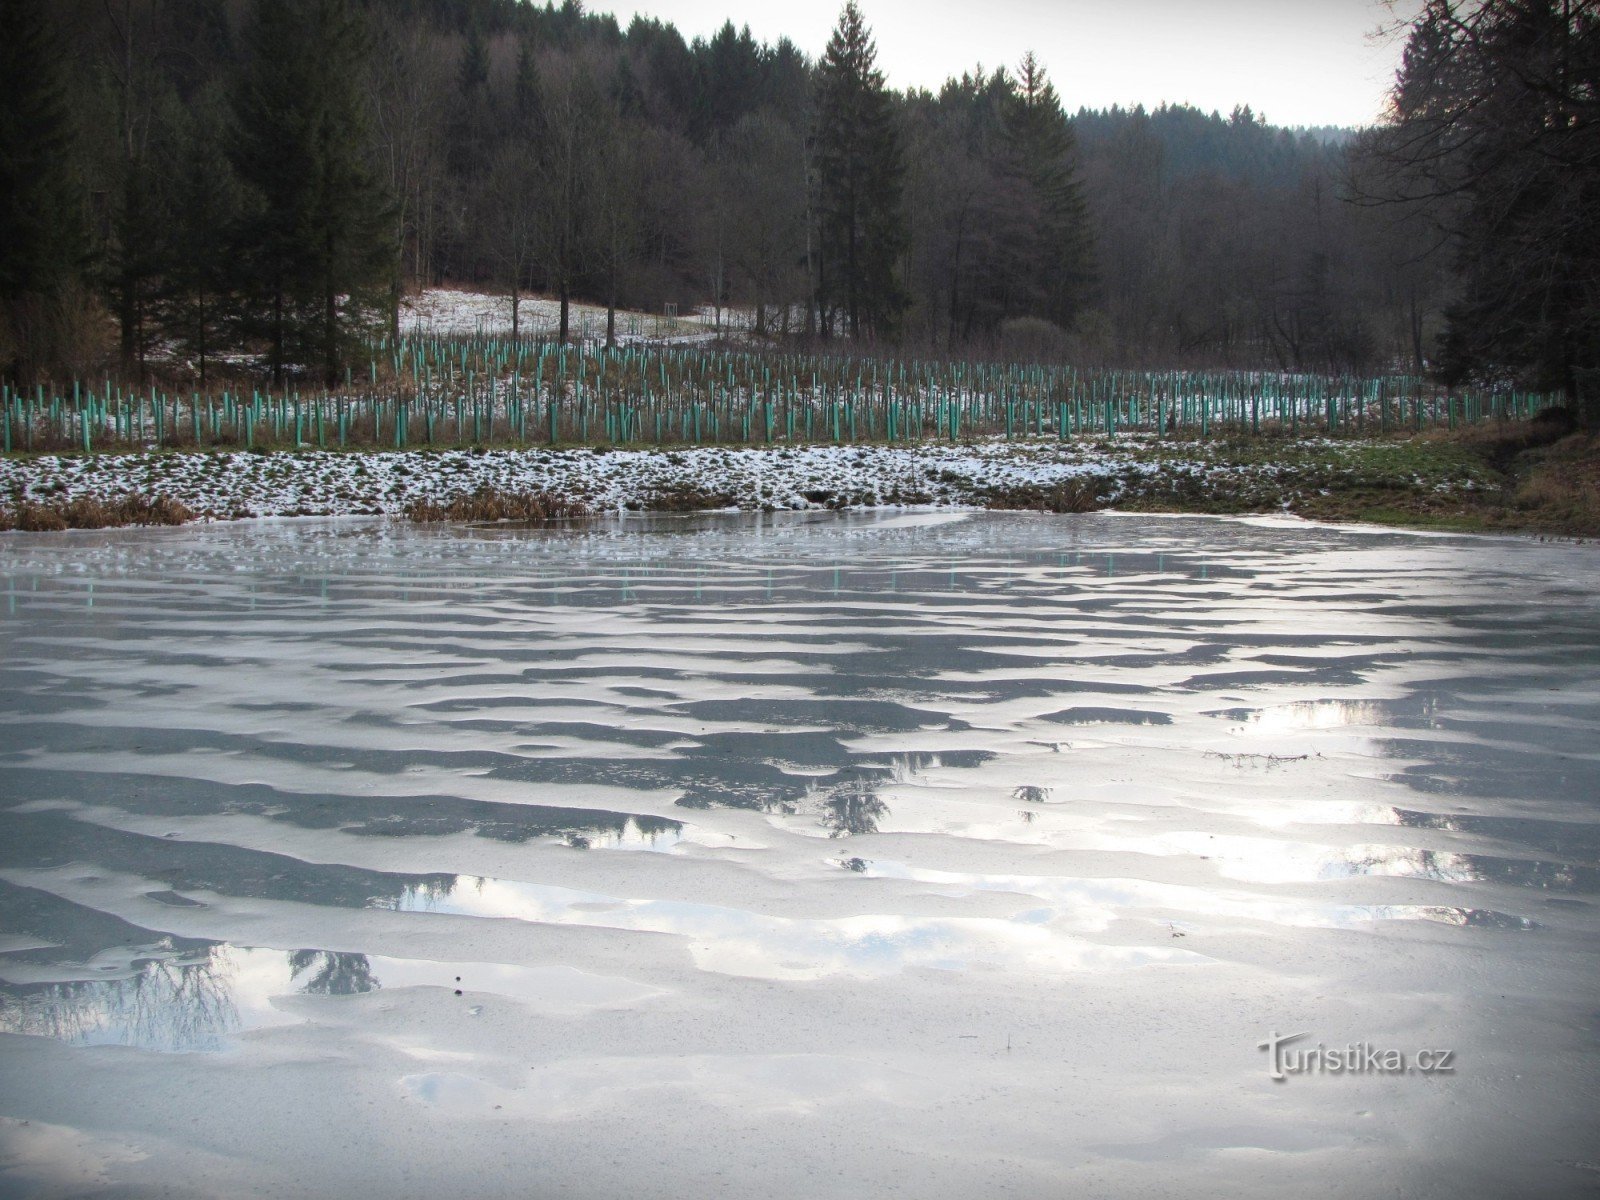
948,216,967,349
1575,368,1600,434
1408,288,1425,372
271,290,285,390
119,280,137,379
713,246,724,332
135,297,146,384
847,208,859,341
325,284,338,388
606,239,617,348
197,292,208,388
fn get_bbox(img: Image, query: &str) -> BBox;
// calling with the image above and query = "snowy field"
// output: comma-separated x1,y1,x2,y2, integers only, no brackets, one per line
1,512,1597,1197
0,436,1370,519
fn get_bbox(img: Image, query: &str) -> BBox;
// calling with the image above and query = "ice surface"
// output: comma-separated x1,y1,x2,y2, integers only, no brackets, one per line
1,512,1598,1198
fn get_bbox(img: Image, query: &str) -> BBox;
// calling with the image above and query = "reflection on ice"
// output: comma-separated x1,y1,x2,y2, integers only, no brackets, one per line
1210,695,1443,732
851,860,1539,932
289,950,378,995
1154,833,1597,892
0,944,251,1052
562,817,703,851
387,876,1206,980
0,944,659,1052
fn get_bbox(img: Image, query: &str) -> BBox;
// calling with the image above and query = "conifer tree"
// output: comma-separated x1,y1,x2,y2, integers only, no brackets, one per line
514,40,545,133
814,2,906,340
99,0,176,381
231,0,394,386
161,87,243,386
1364,0,1599,404
453,23,492,181
110,153,168,381
1003,52,1096,328
0,0,87,383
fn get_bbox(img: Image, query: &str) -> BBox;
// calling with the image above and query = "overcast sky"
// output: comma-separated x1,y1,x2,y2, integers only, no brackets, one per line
589,0,1423,128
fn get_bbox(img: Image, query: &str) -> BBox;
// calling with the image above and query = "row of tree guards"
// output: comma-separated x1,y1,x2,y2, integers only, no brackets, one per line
2,338,1558,455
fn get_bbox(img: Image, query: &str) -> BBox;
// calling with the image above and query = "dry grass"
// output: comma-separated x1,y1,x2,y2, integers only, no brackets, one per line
1507,434,1600,535
631,482,741,511
980,477,1105,513
0,494,195,532
405,487,592,524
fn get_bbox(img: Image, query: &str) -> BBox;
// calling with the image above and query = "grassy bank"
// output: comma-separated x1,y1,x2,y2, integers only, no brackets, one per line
1095,415,1598,536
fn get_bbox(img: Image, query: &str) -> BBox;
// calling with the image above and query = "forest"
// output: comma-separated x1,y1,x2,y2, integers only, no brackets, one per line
0,0,1594,401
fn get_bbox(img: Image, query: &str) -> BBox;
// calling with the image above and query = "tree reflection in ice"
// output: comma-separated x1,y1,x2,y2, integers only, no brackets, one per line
288,950,379,996
0,945,394,1052
823,787,889,837
0,944,241,1053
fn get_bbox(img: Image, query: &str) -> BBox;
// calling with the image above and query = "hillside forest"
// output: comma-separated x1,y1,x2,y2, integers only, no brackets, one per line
0,0,1594,401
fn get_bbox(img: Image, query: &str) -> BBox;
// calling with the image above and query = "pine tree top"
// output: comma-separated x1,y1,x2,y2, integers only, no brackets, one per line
821,1,886,94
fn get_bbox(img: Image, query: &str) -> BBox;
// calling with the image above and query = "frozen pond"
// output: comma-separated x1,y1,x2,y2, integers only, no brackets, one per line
1,511,1597,1198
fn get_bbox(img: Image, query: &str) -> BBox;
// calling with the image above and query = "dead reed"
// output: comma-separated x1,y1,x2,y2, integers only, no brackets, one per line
0,494,196,531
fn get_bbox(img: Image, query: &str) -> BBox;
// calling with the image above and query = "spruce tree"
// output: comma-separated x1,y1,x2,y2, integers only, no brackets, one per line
514,40,545,134
1003,53,1095,328
453,24,492,181
99,0,178,382
232,0,394,387
110,152,169,382
161,87,243,386
814,2,907,340
0,0,87,383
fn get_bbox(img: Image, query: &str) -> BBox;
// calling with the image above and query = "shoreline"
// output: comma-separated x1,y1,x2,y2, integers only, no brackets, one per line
2,431,1595,538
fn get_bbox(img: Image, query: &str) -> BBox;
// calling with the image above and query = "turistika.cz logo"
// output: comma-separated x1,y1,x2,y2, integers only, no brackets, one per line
1258,1031,1456,1082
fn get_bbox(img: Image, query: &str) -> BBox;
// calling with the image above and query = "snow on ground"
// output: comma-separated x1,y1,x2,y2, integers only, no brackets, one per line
0,440,1094,518
1,432,1500,524
402,288,718,344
